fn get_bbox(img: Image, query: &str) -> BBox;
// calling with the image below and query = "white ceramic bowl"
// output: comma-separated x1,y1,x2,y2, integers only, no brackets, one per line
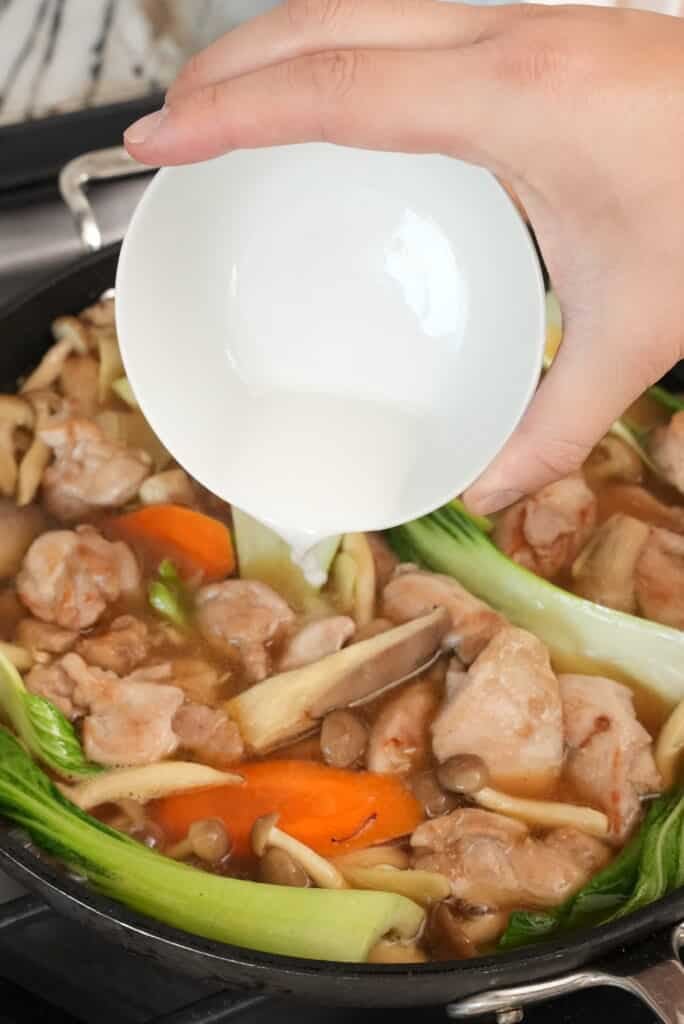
116,143,544,543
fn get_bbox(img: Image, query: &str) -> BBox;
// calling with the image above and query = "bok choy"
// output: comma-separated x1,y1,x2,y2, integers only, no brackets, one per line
387,503,684,702
0,649,100,779
500,789,684,949
232,507,340,612
0,727,424,961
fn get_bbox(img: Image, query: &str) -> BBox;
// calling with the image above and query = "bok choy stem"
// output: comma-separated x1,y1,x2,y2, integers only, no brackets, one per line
0,727,424,962
387,503,684,702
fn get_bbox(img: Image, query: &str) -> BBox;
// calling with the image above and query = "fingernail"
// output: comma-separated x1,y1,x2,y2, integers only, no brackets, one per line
124,106,168,146
466,489,523,515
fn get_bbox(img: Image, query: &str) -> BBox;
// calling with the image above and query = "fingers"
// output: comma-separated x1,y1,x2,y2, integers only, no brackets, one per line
125,46,507,170
166,0,514,102
463,308,680,514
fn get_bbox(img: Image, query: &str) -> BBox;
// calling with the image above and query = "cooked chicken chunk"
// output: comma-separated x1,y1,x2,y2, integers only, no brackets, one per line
649,410,684,494
25,657,88,719
382,570,505,664
76,615,149,675
17,527,140,630
634,527,684,629
15,617,77,655
431,628,564,797
412,808,610,909
367,678,441,775
195,580,295,682
560,674,662,841
173,703,244,767
64,654,184,766
494,472,596,578
278,616,355,672
40,418,151,521
571,514,650,613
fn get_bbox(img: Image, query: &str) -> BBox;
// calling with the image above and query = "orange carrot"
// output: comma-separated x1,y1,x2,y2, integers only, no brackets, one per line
109,505,234,581
151,760,423,858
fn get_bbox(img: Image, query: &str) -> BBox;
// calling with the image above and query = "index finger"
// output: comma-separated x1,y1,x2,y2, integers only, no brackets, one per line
166,0,521,102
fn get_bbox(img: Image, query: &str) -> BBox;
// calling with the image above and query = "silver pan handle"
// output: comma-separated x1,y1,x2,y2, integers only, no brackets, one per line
58,146,151,252
446,922,684,1024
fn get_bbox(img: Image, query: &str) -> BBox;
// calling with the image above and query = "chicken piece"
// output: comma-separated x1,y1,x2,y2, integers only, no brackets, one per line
17,526,140,631
25,658,88,719
367,533,400,591
173,703,244,768
278,615,355,672
431,628,563,797
15,618,77,655
560,674,662,841
63,653,184,766
382,570,505,665
59,355,99,418
649,410,684,494
139,468,196,507
635,527,684,629
195,580,295,682
0,500,46,580
494,472,597,579
412,808,610,909
40,418,151,522
571,514,651,613
76,615,149,675
367,678,441,775
597,484,684,534
168,657,230,705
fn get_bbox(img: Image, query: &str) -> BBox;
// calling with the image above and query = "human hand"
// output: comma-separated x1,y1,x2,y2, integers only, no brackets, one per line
124,0,684,514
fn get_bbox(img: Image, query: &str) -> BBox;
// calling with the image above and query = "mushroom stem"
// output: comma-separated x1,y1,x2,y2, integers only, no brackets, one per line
475,786,609,837
228,609,450,754
252,814,347,890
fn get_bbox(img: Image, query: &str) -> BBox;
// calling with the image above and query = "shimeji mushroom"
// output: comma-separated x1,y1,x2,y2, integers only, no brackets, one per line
227,608,450,754
17,391,68,507
21,317,90,393
474,787,609,837
251,813,347,890
0,397,34,497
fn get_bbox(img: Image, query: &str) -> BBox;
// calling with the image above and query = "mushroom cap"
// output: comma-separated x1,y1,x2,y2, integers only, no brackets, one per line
251,812,280,857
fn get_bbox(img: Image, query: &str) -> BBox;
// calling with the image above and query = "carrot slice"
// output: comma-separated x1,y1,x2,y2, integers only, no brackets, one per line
150,760,423,858
109,505,235,581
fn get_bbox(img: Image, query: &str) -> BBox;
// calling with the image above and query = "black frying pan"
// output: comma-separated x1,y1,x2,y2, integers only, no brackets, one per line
1,243,683,1018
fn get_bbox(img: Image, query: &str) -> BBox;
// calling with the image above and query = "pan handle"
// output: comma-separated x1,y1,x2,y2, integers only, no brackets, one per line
58,146,151,252
446,922,684,1024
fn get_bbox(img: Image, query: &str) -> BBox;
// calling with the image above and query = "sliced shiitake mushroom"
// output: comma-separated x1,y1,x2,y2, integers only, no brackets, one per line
228,609,450,754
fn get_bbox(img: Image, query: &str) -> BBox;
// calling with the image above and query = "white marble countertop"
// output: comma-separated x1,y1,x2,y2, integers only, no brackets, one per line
0,0,279,127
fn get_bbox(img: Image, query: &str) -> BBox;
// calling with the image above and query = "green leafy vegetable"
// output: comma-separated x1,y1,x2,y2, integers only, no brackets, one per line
387,503,684,702
648,384,684,415
232,507,340,613
0,727,424,961
0,650,100,780
500,792,683,950
148,559,191,628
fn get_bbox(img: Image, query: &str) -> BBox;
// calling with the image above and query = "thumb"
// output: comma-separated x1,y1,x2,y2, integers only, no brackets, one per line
463,305,678,515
